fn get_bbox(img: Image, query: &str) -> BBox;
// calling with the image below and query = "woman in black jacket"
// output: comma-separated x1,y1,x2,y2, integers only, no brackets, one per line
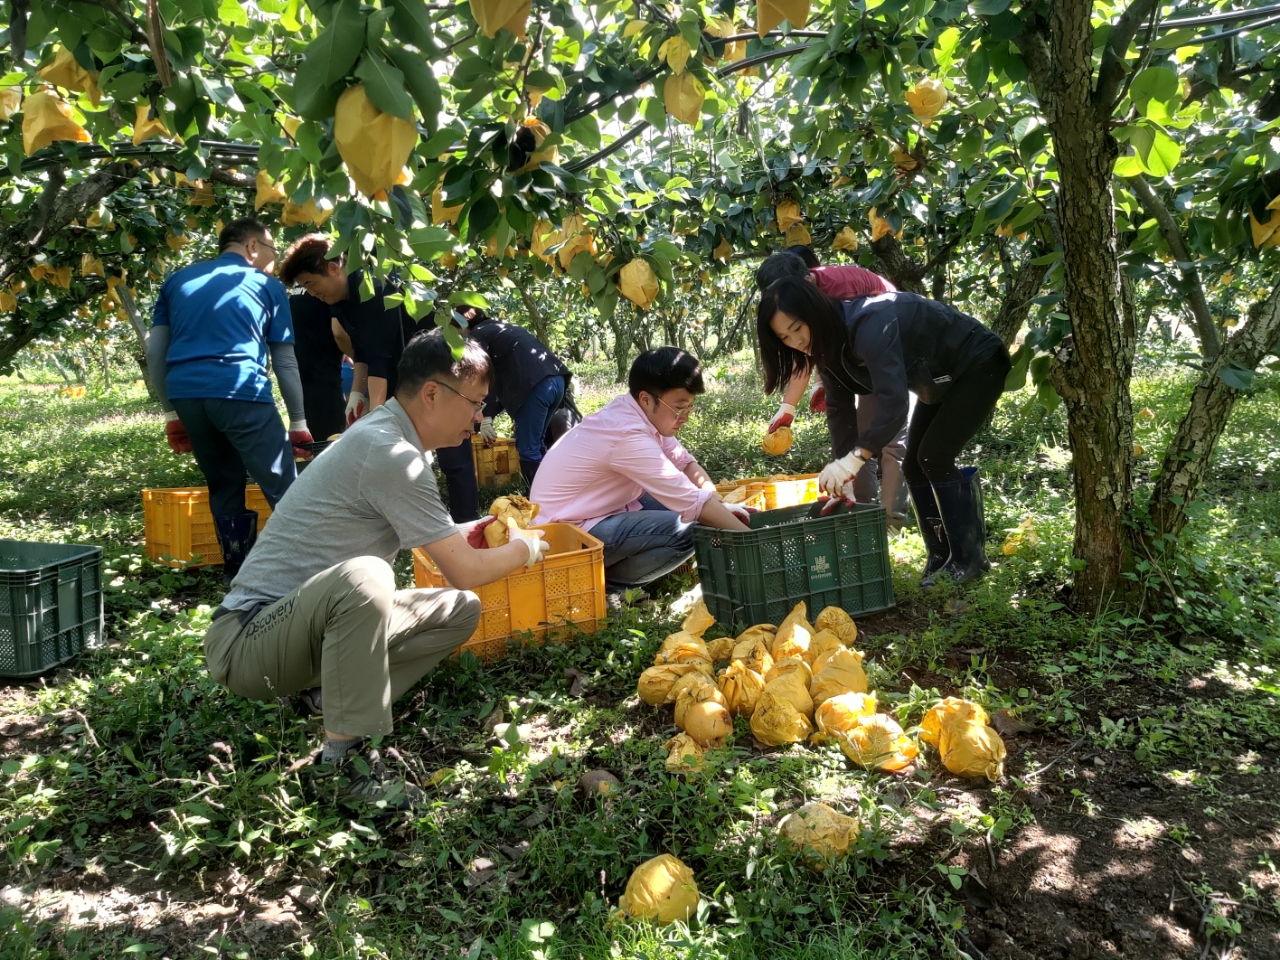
756,277,1010,583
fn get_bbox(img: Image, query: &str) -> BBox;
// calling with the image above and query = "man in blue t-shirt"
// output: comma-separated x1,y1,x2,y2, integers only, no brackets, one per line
146,218,313,585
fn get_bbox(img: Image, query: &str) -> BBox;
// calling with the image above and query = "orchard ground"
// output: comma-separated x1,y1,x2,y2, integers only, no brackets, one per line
1,345,1278,960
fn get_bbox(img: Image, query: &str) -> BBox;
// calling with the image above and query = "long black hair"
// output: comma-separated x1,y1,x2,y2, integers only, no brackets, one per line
756,277,846,394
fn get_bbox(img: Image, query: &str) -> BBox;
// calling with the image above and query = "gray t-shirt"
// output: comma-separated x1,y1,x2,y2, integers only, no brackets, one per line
223,399,457,611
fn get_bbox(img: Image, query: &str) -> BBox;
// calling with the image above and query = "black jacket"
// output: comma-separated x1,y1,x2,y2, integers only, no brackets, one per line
465,316,571,417
332,270,419,395
818,292,1008,458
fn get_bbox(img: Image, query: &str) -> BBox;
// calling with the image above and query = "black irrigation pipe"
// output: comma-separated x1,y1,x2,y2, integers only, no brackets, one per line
1160,1,1280,29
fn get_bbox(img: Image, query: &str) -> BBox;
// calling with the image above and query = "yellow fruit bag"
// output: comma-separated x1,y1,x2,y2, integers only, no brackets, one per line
777,802,860,871
637,662,713,706
939,718,1006,781
814,606,858,646
761,426,793,455
617,854,699,924
809,648,869,706
919,697,989,747
664,733,705,774
750,690,814,746
839,714,917,772
717,660,765,717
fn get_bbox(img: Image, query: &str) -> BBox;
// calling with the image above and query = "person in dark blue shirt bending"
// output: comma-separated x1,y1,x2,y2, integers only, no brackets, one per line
146,218,313,585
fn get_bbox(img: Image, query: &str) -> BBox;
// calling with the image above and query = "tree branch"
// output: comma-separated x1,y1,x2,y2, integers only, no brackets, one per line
1013,15,1055,115
1096,0,1161,113
1124,174,1220,357
69,0,150,45
26,166,66,247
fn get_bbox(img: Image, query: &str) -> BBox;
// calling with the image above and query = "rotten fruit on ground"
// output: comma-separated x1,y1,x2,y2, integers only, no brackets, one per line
777,802,860,871
577,769,621,798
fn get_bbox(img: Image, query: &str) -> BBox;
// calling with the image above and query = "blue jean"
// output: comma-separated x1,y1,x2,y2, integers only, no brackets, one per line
589,494,695,589
170,397,296,518
512,376,566,467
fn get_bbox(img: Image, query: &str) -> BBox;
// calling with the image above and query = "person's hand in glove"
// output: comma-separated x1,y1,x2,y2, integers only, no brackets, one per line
507,521,550,567
724,501,758,524
478,417,498,445
462,517,497,548
767,403,796,433
164,411,193,454
818,450,866,498
289,420,314,460
345,392,367,426
809,384,826,413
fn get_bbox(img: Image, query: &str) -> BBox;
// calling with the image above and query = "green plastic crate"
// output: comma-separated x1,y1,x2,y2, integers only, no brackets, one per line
693,502,894,631
0,541,104,678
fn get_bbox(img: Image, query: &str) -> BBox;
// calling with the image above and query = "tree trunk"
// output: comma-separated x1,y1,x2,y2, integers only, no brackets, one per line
1147,287,1280,541
516,280,550,344
0,320,38,376
991,253,1050,348
1041,0,1139,611
870,235,927,294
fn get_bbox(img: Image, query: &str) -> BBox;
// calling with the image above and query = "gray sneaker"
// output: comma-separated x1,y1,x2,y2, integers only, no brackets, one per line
310,745,424,813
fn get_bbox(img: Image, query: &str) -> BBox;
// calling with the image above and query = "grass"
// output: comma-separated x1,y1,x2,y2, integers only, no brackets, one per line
0,346,1278,959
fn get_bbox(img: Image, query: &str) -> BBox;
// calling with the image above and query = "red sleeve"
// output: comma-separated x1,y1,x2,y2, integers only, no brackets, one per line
810,265,896,299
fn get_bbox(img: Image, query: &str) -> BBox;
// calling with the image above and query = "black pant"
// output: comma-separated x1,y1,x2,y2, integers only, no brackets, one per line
434,436,479,522
170,397,296,518
301,377,346,441
902,350,1010,485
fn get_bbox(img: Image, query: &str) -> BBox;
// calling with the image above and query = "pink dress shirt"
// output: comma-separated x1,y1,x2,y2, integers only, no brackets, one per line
810,264,896,300
529,392,715,531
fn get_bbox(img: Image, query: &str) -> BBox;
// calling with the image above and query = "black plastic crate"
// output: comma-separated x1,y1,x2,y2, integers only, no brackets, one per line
0,541,104,678
693,502,894,631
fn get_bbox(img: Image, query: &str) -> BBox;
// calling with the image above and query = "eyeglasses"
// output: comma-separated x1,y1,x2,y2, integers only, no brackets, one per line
430,379,487,415
654,395,696,420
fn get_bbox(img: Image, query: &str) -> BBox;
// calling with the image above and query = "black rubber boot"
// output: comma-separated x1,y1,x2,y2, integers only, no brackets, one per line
932,468,989,584
521,458,540,490
908,481,951,581
214,511,258,589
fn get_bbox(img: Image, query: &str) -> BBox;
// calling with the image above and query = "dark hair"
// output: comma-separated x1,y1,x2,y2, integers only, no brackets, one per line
396,328,491,399
218,218,270,252
628,347,705,400
280,233,343,284
787,244,820,268
756,277,845,394
755,250,810,292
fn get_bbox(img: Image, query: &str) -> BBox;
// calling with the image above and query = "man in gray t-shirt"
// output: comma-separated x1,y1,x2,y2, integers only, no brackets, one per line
202,331,550,810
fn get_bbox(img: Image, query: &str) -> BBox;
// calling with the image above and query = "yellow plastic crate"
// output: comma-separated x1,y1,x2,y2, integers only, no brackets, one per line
142,486,272,567
412,522,606,659
472,435,522,487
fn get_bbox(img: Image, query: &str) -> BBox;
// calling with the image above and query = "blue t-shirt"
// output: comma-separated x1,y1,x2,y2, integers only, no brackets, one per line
152,252,294,403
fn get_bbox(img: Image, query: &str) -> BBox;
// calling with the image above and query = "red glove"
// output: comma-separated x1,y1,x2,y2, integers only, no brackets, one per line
767,403,796,433
164,413,193,454
466,517,497,548
809,385,826,413
818,492,856,516
289,421,314,460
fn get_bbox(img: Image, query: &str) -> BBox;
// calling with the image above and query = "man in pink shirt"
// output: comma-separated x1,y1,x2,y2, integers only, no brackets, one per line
530,347,750,601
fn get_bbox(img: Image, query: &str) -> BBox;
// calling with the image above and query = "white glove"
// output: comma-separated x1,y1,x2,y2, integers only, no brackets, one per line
767,403,796,433
479,417,498,443
507,522,550,567
345,391,367,425
724,501,753,523
818,451,866,498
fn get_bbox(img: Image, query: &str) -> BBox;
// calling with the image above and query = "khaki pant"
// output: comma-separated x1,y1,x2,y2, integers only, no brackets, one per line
203,557,481,738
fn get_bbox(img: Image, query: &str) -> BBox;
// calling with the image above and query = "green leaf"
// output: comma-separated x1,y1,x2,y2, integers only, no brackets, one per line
1129,65,1178,112
389,0,436,50
970,0,1012,14
305,0,367,88
355,50,414,121
1004,344,1031,391
1129,122,1182,177
384,44,442,134
217,0,248,27
1217,361,1255,391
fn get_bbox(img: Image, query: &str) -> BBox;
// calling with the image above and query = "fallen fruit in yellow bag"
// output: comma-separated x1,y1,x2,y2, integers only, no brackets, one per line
772,604,814,660
761,426,793,455
812,692,877,742
730,636,774,676
809,648,869,705
681,599,715,637
617,854,699,924
671,672,726,727
664,732,705,774
815,606,858,646
939,717,1006,781
919,697,990,747
733,623,776,650
762,667,814,721
654,631,711,665
684,700,732,747
805,628,845,666
704,636,735,662
751,690,814,746
839,714,917,771
484,495,539,546
637,661,713,705
777,802,860,871
718,660,765,716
